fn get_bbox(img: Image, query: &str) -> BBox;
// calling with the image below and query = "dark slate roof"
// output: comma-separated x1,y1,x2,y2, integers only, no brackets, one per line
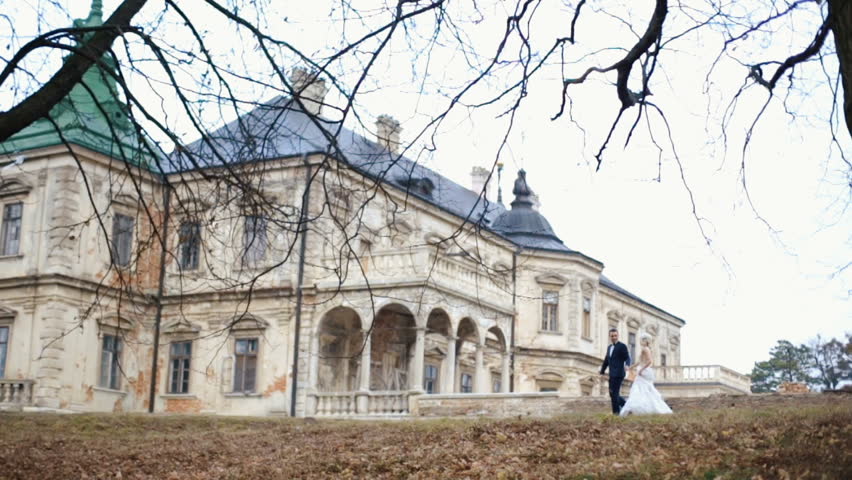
170,96,507,228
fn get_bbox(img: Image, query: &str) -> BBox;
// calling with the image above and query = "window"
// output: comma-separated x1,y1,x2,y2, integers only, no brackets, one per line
0,326,8,378
243,216,267,264
111,214,134,267
234,338,258,393
539,387,558,393
169,341,192,394
1,202,22,256
99,334,122,390
460,373,473,393
582,297,592,339
660,354,667,367
541,290,559,331
424,364,438,394
178,221,201,270
628,332,637,362
492,378,501,393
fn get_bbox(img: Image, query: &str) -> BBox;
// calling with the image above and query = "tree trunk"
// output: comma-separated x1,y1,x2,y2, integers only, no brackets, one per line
830,0,852,140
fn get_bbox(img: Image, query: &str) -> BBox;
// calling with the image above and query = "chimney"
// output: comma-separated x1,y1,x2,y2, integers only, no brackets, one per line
376,115,402,153
290,67,328,116
470,166,492,201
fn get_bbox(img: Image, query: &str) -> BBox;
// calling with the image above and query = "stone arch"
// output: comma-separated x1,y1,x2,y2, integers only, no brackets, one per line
484,325,508,393
455,317,480,393
317,306,363,392
370,303,417,391
423,308,452,394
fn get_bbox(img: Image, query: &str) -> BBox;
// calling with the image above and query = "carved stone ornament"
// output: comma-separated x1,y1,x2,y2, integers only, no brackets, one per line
626,317,641,329
227,313,270,331
162,318,202,336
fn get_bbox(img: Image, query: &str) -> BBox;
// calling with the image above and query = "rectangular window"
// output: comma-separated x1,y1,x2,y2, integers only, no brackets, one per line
169,341,192,394
492,378,501,393
660,353,667,367
1,202,22,256
539,387,558,393
628,332,637,362
541,290,559,331
99,334,122,390
0,326,8,378
424,364,438,394
233,338,258,393
178,221,201,270
111,214,134,267
582,297,592,338
460,373,473,393
243,216,267,264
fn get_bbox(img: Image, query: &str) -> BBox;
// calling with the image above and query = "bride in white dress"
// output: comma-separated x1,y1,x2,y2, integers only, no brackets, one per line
620,334,672,416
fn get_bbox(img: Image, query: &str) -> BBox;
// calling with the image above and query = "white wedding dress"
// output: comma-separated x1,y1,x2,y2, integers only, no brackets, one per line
619,367,673,416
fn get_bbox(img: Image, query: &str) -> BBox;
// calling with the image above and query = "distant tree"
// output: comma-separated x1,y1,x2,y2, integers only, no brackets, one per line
804,334,852,390
750,339,811,393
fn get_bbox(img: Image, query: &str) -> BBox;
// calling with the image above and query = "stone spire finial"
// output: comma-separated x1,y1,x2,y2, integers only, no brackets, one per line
90,0,104,21
510,169,534,209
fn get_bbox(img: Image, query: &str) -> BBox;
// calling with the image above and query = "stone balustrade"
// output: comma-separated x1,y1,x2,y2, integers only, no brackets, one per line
322,247,512,311
310,390,412,417
656,365,751,394
0,379,35,410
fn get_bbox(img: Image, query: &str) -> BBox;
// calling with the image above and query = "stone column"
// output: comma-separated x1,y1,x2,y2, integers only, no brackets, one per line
305,331,320,415
356,332,371,414
444,335,457,394
410,326,426,392
501,352,510,393
474,342,486,393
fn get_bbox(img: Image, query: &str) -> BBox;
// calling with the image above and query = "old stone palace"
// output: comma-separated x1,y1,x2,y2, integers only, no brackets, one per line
0,3,749,418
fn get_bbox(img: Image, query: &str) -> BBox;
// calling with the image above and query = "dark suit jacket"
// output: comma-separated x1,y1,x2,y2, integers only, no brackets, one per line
600,341,631,377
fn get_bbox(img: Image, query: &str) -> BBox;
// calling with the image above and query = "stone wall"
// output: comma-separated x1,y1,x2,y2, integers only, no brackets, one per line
414,392,851,418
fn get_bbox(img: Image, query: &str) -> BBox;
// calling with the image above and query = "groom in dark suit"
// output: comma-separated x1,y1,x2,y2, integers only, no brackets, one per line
600,328,631,415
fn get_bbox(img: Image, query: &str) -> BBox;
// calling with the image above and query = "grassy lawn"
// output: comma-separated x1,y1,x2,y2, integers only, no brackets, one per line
1,403,850,479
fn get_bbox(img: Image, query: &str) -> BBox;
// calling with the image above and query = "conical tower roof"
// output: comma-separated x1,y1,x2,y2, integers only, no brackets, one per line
0,0,153,168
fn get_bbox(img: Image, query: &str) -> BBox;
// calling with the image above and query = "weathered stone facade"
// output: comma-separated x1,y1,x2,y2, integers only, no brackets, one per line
0,2,749,417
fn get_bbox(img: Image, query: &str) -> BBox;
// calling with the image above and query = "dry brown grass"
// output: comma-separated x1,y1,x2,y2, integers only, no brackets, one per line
1,403,850,479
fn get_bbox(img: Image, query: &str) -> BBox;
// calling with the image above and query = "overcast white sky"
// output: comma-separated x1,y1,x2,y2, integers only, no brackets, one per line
33,1,852,374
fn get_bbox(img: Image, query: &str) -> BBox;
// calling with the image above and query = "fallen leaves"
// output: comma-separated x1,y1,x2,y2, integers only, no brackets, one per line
0,400,850,479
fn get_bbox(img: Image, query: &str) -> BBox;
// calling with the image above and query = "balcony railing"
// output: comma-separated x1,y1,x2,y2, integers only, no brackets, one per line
656,365,751,393
320,247,512,310
0,379,35,409
310,390,412,417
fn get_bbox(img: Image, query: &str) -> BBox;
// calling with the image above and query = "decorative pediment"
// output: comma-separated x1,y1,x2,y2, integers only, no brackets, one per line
424,345,446,358
110,193,140,210
97,314,136,331
162,318,202,336
607,311,624,322
669,334,680,346
0,306,17,323
227,313,269,331
626,317,641,329
0,178,32,198
535,370,565,382
174,198,212,216
645,324,659,336
424,232,446,248
581,280,595,295
492,261,511,272
535,273,568,286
